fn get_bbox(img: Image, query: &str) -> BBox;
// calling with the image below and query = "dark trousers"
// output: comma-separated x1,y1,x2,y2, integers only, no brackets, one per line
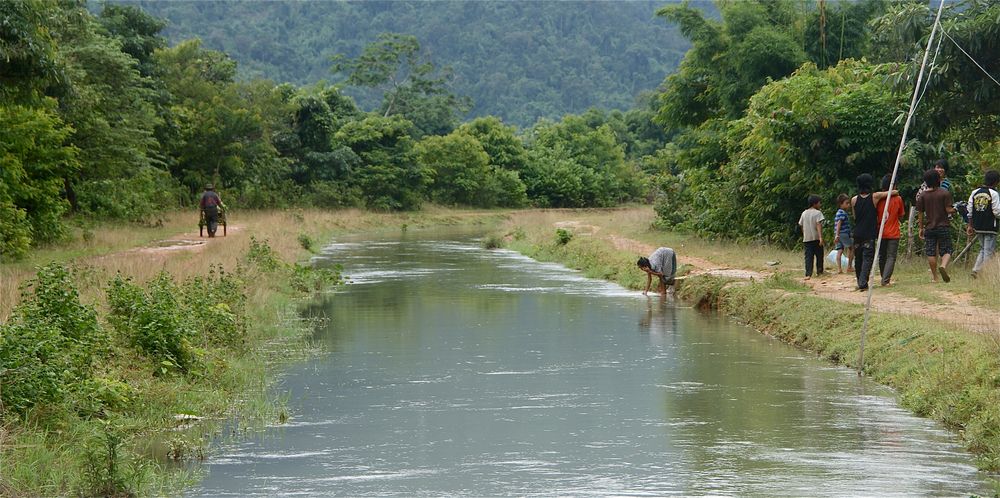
878,238,900,285
804,240,824,277
854,239,876,289
204,205,219,236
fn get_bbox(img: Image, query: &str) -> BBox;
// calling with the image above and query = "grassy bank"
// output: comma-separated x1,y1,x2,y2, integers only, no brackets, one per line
499,207,1000,472
0,207,506,496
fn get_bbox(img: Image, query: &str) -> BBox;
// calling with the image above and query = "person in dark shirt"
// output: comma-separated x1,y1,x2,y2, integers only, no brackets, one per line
200,183,223,237
966,170,1000,279
851,174,898,291
916,169,956,282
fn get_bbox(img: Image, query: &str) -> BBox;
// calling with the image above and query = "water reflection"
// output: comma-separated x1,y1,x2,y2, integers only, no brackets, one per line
190,230,989,496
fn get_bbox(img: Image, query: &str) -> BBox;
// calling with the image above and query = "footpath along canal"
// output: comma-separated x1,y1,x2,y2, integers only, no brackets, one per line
189,228,990,495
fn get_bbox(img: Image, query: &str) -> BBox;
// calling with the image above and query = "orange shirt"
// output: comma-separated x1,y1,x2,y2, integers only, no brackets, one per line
876,195,906,240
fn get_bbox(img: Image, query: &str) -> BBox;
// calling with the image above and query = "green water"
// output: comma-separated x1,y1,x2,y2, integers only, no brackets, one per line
190,230,990,496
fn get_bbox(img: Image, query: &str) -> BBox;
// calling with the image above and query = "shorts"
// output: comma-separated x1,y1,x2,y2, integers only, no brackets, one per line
924,226,953,257
659,275,676,286
835,230,853,250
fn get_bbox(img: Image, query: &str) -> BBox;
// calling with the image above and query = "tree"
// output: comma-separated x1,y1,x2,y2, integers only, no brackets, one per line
0,103,79,257
457,116,528,171
331,33,470,137
335,115,426,210
528,115,640,207
51,2,162,216
417,131,527,208
654,61,908,244
155,39,277,193
98,4,168,78
654,0,808,128
0,0,64,104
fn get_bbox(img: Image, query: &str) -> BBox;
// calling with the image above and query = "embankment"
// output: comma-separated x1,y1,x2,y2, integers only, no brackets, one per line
502,213,1000,472
0,208,507,496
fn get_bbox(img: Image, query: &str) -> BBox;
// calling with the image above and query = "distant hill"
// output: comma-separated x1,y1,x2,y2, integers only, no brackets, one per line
114,0,692,126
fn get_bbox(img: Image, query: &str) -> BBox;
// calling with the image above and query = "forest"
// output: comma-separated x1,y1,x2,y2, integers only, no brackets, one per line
114,0,693,126
3,0,1000,255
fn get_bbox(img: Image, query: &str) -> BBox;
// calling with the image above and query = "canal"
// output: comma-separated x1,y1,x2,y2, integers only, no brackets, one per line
190,229,989,495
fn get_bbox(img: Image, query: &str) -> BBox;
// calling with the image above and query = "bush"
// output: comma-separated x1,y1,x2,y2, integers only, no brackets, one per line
297,233,315,252
555,228,573,245
245,236,283,272
289,264,342,293
482,233,505,249
181,265,248,348
106,273,198,375
0,264,107,417
75,166,184,222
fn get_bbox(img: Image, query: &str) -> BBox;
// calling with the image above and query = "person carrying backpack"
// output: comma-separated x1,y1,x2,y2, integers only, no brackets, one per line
966,170,1000,278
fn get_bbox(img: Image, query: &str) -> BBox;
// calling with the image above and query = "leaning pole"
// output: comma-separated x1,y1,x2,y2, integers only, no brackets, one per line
858,0,948,376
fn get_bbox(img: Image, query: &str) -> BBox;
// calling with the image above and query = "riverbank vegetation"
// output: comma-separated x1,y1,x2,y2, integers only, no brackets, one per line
0,208,505,495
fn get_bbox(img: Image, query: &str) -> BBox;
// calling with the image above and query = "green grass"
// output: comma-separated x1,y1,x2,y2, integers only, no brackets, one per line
678,276,1000,471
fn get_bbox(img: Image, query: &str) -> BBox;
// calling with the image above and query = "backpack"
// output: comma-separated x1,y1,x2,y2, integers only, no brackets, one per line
970,187,999,233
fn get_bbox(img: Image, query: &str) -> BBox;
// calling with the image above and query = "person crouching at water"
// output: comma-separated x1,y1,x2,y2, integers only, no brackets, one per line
637,247,676,296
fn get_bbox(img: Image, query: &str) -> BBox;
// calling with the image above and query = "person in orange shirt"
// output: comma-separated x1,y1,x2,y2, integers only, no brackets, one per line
876,174,907,286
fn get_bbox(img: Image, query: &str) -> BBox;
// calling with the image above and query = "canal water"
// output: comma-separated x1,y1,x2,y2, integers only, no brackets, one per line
190,230,990,496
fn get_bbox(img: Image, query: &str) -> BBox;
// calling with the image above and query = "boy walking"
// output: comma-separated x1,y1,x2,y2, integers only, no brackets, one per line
966,170,1000,278
916,168,956,282
798,195,825,279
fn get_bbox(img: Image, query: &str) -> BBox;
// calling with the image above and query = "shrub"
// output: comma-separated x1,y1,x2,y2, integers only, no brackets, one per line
80,421,147,497
555,228,573,245
180,265,248,348
297,233,315,252
289,264,342,293
0,264,107,417
106,273,198,375
245,236,283,272
482,233,505,249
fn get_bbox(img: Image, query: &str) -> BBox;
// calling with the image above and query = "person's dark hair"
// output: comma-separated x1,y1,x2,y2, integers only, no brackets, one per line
985,170,1000,187
836,193,849,205
807,194,821,207
636,256,651,269
881,173,893,191
923,168,941,188
934,158,948,171
856,173,873,194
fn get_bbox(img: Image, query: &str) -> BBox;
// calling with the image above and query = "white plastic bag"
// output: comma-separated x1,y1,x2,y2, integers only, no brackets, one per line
826,249,848,267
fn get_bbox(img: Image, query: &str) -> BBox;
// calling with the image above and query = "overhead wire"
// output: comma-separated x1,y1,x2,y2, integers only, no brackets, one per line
858,0,948,375
940,27,1000,89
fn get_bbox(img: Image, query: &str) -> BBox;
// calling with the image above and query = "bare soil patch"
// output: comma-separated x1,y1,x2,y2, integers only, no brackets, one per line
561,220,997,334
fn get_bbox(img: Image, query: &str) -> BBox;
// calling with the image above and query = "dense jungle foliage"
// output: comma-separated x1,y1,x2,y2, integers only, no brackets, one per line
3,0,1000,256
1,0,663,260
112,0,692,126
651,0,1000,244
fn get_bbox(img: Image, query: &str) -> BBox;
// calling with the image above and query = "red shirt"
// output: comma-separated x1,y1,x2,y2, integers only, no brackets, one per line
876,195,906,239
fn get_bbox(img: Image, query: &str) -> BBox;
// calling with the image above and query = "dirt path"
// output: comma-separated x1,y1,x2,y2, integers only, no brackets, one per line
564,221,997,334
125,225,244,256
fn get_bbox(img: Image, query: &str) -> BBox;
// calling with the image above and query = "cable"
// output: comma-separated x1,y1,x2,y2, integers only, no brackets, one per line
940,27,1000,89
858,0,947,376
